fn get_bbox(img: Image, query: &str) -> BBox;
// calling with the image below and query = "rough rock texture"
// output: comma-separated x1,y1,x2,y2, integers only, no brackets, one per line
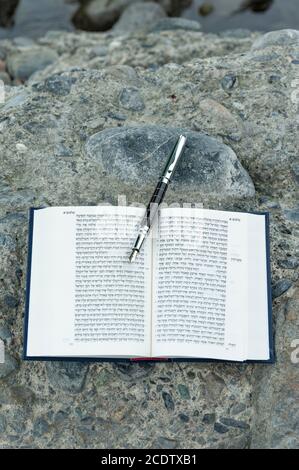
0,24,298,449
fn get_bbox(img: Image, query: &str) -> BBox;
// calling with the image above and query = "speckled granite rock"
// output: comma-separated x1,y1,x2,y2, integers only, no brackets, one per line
0,27,298,449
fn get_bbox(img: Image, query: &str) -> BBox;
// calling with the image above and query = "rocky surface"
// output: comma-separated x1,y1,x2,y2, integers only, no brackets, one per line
0,21,298,449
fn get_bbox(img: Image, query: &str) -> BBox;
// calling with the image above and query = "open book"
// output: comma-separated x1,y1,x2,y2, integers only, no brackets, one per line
24,206,273,363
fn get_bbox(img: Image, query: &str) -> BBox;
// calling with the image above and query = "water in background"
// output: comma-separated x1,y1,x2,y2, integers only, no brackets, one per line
0,0,298,39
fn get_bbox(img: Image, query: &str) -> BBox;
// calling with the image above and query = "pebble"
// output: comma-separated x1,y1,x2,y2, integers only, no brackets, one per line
33,417,50,437
177,384,190,399
162,391,175,411
214,422,229,434
0,353,19,379
119,87,145,111
221,74,237,91
46,362,89,394
43,74,75,96
278,258,299,269
202,413,216,424
179,413,190,423
0,325,12,342
284,208,299,222
0,414,7,433
272,279,293,299
220,417,250,430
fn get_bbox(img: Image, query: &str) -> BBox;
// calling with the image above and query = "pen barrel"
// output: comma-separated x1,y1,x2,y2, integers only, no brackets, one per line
142,179,168,227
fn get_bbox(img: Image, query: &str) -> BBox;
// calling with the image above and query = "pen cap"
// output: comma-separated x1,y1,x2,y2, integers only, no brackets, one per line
161,135,187,182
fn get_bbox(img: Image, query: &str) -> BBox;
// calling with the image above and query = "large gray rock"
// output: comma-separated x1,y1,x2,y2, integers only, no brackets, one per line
86,126,255,198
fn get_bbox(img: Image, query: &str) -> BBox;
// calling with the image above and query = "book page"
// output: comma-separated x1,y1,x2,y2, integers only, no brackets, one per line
26,206,152,358
152,208,250,361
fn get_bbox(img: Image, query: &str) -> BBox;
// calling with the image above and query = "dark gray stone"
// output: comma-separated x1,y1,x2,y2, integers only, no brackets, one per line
113,362,154,381
272,279,293,299
4,294,19,309
162,391,175,411
278,258,299,269
220,417,250,430
33,417,50,437
85,126,255,198
179,413,190,422
154,436,178,449
284,208,299,222
6,48,58,81
0,325,12,341
0,353,18,379
46,362,89,394
42,74,74,96
202,413,216,424
214,422,229,434
149,17,201,33
221,74,237,91
0,414,7,433
119,87,145,111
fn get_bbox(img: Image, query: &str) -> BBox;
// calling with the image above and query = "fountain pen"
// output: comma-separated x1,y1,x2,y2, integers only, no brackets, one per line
129,135,187,262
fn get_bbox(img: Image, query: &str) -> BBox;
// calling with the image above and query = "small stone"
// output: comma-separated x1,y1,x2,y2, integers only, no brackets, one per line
0,325,12,342
43,74,74,96
155,436,178,449
214,422,229,434
46,362,89,394
0,71,11,85
178,384,190,399
0,353,18,379
272,279,293,299
119,87,145,111
55,144,73,157
162,391,175,411
4,294,19,309
179,413,190,422
251,30,299,50
284,208,299,222
221,74,237,91
10,386,35,404
278,258,299,269
96,368,113,387
33,417,50,437
149,17,201,33
6,48,58,81
16,143,28,152
202,413,216,424
220,417,250,430
230,403,246,415
0,414,7,433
